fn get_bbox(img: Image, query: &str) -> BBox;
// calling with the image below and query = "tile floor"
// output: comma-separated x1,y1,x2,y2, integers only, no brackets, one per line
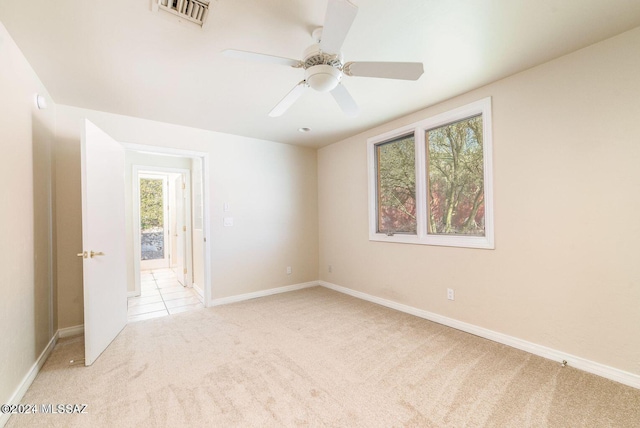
127,268,204,323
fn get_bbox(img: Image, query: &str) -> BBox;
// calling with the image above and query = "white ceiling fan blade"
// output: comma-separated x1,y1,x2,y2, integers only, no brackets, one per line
222,49,302,68
344,62,424,80
269,81,308,117
319,0,358,54
331,83,359,117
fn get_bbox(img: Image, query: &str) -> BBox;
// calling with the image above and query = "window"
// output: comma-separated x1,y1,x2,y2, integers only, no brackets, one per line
367,98,494,249
426,115,485,236
375,134,417,235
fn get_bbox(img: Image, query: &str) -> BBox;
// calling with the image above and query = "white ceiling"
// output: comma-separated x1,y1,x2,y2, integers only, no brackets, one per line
1,1,639,147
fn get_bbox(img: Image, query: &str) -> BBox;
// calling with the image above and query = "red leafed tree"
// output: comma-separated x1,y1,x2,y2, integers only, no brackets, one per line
377,135,416,234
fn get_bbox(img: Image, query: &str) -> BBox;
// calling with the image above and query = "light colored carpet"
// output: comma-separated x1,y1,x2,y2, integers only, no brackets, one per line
7,286,640,427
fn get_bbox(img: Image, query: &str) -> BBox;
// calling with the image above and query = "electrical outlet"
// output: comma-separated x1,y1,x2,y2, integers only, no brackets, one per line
447,288,455,300
328,265,332,273
286,266,292,275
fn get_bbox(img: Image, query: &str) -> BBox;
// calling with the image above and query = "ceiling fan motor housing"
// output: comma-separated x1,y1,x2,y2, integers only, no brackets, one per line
223,2,423,117
302,44,343,92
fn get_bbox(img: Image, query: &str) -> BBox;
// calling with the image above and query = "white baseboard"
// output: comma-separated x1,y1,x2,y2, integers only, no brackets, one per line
319,280,640,390
0,333,57,428
192,282,204,300
210,281,319,307
0,324,85,427
58,324,84,338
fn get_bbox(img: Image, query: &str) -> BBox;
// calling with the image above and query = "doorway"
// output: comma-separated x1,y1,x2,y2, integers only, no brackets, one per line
79,127,212,362
127,153,209,322
139,172,171,271
134,167,192,282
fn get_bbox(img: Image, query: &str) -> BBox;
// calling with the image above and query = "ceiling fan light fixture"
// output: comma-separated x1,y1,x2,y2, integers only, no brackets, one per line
305,65,341,92
223,0,423,117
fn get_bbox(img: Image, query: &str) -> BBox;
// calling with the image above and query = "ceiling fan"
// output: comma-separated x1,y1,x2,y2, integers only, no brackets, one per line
222,0,424,117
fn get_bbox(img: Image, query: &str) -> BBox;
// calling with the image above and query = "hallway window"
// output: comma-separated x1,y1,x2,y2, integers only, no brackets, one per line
140,177,165,260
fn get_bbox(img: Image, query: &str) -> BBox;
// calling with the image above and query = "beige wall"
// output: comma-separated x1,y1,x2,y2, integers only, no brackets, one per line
318,27,640,375
0,22,56,405
55,105,319,327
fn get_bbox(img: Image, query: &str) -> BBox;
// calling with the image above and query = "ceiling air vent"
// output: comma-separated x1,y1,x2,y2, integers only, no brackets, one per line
153,0,210,27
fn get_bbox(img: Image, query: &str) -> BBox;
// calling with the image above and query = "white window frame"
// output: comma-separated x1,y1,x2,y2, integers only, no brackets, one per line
367,97,494,249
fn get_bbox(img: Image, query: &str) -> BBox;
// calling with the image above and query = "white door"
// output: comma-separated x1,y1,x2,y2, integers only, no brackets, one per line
174,175,186,286
80,120,127,366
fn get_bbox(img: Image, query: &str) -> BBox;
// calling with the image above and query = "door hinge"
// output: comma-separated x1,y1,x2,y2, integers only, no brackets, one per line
183,268,187,274
183,225,187,232
182,182,186,190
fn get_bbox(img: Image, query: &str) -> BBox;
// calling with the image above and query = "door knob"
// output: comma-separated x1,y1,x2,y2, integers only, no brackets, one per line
77,251,88,259
90,251,105,258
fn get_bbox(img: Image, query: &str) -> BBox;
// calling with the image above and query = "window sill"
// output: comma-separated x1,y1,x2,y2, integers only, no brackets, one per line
369,233,494,249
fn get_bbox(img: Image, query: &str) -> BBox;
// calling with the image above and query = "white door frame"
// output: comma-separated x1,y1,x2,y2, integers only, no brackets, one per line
133,166,193,295
124,143,212,308
171,174,187,286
